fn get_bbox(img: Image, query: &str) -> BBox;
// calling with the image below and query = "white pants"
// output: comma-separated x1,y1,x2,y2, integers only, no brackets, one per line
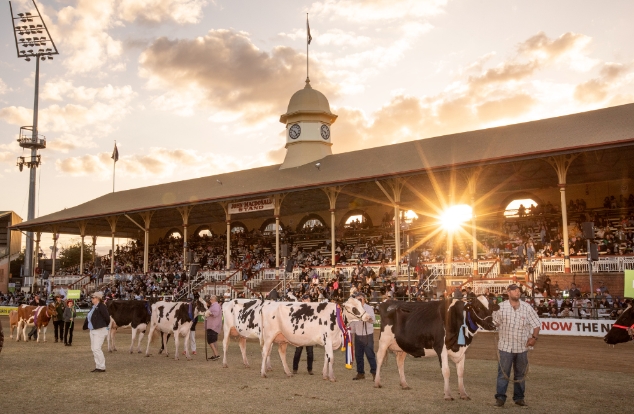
189,331,196,352
90,328,108,370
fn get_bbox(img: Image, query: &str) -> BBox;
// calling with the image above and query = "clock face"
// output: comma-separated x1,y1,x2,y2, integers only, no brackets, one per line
289,123,301,139
320,124,330,140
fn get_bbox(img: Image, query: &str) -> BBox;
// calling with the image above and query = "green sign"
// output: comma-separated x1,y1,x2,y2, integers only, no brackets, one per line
624,270,634,298
67,290,81,299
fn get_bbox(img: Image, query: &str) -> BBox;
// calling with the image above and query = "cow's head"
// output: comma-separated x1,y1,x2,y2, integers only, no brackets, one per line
46,303,58,317
342,297,371,323
604,305,633,345
193,296,209,316
465,295,499,332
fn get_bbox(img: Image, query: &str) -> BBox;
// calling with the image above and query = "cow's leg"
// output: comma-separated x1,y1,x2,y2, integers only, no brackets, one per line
455,355,470,400
174,331,181,361
144,324,156,357
440,347,453,401
395,351,410,390
239,336,249,368
137,330,145,353
266,353,273,372
162,332,170,357
184,330,192,361
222,329,230,368
325,338,336,382
277,343,292,377
16,321,22,342
374,335,391,388
130,328,137,354
260,339,274,378
107,325,113,352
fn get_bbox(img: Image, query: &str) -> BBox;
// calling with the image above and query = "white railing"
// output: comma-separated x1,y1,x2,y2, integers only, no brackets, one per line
539,255,634,274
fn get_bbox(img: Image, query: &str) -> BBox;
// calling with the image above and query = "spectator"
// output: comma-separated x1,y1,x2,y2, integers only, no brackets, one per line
292,294,314,375
350,293,377,381
53,295,65,343
82,291,111,373
63,299,76,346
204,295,222,361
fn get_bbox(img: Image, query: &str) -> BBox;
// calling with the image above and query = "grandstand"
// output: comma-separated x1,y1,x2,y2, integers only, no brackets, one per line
9,80,634,302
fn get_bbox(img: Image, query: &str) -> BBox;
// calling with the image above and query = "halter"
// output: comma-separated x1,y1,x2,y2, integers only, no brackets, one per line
612,322,634,337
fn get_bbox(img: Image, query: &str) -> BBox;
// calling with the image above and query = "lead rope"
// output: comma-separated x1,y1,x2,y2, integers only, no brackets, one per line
494,331,530,384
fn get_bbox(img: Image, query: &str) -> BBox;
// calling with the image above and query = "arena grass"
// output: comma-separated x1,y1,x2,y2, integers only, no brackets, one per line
0,317,632,414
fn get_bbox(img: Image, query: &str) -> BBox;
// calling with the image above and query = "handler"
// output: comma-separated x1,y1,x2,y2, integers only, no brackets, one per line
493,284,540,408
292,294,314,375
82,291,111,373
204,295,222,361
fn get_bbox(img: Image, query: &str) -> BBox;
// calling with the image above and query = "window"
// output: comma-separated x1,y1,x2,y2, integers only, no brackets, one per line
345,215,364,225
303,219,324,229
168,231,182,239
231,225,246,234
504,199,538,217
198,229,212,237
263,222,281,235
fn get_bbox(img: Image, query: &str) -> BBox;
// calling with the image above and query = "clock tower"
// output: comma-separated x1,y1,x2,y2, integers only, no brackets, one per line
279,78,337,169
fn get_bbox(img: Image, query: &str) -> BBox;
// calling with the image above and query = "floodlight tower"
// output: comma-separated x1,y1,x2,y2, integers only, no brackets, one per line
9,0,59,285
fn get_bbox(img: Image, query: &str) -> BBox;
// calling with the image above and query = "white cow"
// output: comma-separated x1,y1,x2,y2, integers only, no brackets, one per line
222,298,272,369
144,297,208,360
260,297,370,381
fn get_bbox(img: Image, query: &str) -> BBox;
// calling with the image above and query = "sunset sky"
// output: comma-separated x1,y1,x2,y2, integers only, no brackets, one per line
1,0,633,251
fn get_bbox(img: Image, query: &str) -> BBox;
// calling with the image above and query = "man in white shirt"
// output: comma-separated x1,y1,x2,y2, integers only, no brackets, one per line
350,293,376,381
493,284,540,408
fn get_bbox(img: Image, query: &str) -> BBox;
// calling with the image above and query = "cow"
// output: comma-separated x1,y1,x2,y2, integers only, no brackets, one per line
374,296,499,401
260,297,370,381
604,305,633,345
144,297,208,360
15,303,58,342
9,310,19,339
106,300,153,354
222,298,272,370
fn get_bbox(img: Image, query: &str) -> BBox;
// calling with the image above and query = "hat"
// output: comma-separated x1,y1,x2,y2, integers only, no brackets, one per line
66,299,74,305
507,284,520,291
301,294,310,300
91,291,104,299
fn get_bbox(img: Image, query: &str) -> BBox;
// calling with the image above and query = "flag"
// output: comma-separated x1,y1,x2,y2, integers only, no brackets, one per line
307,16,312,45
111,143,119,162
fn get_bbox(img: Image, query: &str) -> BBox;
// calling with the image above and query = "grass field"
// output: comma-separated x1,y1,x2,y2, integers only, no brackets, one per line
1,315,632,414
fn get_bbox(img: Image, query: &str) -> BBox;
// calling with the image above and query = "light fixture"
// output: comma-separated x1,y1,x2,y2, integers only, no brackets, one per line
315,162,321,170
216,179,222,185
18,12,24,17
25,57,31,61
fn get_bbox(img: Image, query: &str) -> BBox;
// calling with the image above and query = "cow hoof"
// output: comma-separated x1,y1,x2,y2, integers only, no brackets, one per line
401,386,411,390
261,374,268,378
138,350,142,354
444,397,454,401
329,378,337,383
460,396,471,401
223,364,228,368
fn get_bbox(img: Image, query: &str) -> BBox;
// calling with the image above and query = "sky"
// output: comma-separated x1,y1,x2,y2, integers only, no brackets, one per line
1,0,634,254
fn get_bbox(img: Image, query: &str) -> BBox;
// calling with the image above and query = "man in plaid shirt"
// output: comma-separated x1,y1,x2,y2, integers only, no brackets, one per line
493,284,540,408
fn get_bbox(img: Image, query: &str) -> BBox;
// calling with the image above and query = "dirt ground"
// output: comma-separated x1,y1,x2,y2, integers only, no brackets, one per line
1,315,632,414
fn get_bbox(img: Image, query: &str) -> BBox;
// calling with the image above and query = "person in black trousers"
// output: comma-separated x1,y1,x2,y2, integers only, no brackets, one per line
27,293,46,340
63,299,76,346
53,295,65,343
292,294,314,375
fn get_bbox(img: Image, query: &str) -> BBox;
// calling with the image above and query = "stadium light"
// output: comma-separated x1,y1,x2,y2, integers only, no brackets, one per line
8,0,59,285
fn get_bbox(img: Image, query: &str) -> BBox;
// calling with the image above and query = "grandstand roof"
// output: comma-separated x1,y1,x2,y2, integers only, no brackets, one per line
13,103,634,237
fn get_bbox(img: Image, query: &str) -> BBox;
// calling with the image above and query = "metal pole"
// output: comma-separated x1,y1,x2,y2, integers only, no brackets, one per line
24,55,40,283
587,239,595,316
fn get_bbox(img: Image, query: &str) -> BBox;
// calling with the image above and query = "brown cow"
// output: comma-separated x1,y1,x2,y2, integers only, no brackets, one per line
9,310,19,339
16,303,57,343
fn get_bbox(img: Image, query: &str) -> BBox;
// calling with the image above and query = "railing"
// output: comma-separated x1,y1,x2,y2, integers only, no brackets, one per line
540,255,634,273
480,259,500,278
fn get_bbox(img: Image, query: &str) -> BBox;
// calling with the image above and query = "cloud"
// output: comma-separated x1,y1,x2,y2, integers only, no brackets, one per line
139,29,338,123
0,80,135,149
0,78,8,95
279,28,371,48
56,146,273,178
309,0,448,22
574,62,632,104
117,0,209,24
517,31,598,71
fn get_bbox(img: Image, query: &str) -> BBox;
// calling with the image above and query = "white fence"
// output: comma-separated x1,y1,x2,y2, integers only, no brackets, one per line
539,255,634,274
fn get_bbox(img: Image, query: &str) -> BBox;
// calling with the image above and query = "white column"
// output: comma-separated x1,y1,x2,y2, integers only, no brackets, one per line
111,232,115,273
183,224,188,263
394,205,401,275
275,216,280,268
471,195,478,277
51,233,58,276
560,184,571,273
330,209,336,267
80,235,85,275
92,235,97,266
226,220,231,270
144,230,149,273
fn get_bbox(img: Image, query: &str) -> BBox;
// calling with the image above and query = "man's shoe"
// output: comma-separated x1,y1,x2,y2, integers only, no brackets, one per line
352,373,365,380
91,369,106,373
308,371,314,375
54,339,58,343
210,355,219,361
293,370,298,374
515,400,528,408
493,398,505,408
192,351,197,355
371,373,376,380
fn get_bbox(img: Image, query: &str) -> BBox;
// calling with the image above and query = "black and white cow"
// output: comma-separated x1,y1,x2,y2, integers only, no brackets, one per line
374,296,498,400
222,298,272,370
144,297,208,360
106,300,152,354
260,297,370,381
604,305,633,345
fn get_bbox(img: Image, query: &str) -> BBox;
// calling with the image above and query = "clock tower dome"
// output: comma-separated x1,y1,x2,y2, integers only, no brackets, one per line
279,78,337,169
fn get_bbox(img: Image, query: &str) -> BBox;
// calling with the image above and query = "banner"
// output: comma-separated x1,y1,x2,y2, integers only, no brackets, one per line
228,198,274,214
0,306,18,315
67,290,81,299
624,269,634,298
539,318,614,337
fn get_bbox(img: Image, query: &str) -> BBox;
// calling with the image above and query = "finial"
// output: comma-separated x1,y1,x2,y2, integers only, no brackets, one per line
305,77,312,88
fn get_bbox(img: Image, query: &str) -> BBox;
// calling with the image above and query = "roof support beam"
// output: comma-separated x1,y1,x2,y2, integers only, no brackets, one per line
322,186,344,268
106,216,119,274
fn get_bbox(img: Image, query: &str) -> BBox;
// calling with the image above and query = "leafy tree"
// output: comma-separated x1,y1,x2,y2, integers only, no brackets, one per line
10,250,25,277
58,243,93,269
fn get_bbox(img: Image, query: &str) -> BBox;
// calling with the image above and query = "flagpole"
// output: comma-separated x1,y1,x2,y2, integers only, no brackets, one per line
112,140,116,193
306,13,309,81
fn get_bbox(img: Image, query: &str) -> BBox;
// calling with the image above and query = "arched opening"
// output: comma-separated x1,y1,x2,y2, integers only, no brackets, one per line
259,218,283,235
394,209,419,224
296,214,327,233
340,210,373,229
230,222,248,234
195,225,212,238
504,199,539,217
165,228,183,239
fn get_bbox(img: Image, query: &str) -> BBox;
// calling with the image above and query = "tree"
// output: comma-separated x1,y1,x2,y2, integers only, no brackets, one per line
58,243,93,270
10,250,25,277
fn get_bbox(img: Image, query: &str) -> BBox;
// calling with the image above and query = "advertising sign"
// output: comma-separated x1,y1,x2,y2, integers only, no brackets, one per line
624,269,634,299
67,290,81,299
0,306,17,316
228,198,274,214
539,318,614,337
